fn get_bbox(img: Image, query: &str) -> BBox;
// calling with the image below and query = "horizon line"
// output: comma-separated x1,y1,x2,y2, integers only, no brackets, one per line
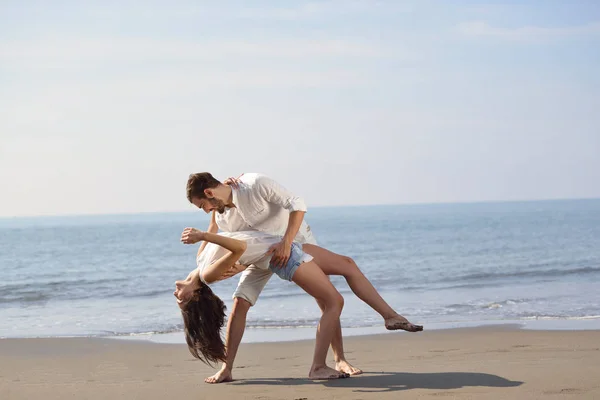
1,196,599,220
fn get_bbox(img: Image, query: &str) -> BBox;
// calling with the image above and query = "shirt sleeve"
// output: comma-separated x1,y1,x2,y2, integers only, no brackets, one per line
255,175,308,213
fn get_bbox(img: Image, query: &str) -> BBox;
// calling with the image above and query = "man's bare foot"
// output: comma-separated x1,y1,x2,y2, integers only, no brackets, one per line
309,365,350,380
335,360,363,376
385,315,423,332
204,368,233,384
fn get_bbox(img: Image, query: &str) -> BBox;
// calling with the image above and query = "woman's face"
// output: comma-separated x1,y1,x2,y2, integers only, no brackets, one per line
173,280,193,309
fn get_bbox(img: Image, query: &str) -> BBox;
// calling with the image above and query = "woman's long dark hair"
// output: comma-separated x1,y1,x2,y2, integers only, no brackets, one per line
181,284,227,365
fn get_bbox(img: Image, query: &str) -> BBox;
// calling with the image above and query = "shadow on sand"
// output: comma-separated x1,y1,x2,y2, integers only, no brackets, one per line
231,371,523,393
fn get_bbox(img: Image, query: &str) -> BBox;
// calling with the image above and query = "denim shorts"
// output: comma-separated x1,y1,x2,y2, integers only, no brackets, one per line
268,242,313,281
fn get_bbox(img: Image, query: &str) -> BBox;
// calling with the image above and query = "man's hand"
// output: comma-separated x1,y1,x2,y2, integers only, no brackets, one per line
266,240,292,268
223,174,244,189
180,227,205,244
215,263,248,281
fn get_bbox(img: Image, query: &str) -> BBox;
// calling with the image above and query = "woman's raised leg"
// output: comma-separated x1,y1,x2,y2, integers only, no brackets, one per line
303,244,423,332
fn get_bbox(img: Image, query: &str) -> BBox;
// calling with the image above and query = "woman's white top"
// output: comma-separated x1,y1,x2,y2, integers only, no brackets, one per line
196,231,281,283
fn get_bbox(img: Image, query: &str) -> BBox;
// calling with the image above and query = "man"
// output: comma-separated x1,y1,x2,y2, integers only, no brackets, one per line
185,172,421,383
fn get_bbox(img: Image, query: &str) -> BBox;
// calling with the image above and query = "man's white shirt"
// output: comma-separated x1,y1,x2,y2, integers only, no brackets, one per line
215,173,317,245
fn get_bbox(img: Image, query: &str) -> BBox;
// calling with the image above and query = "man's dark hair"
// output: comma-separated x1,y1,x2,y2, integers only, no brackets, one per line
186,173,221,202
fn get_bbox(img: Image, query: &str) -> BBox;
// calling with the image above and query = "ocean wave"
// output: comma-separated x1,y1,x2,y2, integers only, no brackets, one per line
416,266,600,292
358,265,599,293
445,298,532,311
122,289,170,299
97,322,184,337
4,265,596,305
437,282,499,291
449,266,600,283
0,277,126,304
254,284,429,301
246,317,320,328
518,315,600,320
119,328,183,336
0,291,52,305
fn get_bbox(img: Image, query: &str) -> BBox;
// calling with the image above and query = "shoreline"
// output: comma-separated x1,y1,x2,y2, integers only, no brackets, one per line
1,327,599,399
134,318,600,345
3,317,600,343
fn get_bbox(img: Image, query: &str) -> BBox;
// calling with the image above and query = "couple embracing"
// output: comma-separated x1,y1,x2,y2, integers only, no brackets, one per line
174,172,422,382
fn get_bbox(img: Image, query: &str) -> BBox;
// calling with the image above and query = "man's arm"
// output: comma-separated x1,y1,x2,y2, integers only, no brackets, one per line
282,211,305,244
256,175,308,215
267,210,306,267
256,175,308,267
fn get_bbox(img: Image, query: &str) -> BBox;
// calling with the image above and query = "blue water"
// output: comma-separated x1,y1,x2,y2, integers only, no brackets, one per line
1,199,599,339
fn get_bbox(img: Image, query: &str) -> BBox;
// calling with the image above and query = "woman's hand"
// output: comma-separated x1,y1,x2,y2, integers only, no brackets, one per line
181,227,205,244
223,174,244,189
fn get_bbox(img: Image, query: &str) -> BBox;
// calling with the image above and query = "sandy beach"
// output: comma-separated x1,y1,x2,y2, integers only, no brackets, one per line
1,326,599,400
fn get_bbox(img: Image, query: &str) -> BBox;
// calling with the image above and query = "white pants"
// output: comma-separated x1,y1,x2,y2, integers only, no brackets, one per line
233,230,317,306
232,265,273,306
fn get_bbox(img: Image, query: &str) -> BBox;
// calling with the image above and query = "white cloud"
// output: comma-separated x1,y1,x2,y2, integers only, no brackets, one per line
81,0,410,21
462,4,528,16
0,67,370,140
232,0,411,20
0,37,385,69
457,21,600,41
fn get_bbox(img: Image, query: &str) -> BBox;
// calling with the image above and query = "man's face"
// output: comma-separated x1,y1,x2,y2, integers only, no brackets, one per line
191,196,227,214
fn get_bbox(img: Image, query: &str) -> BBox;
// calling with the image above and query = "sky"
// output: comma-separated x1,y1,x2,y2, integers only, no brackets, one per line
1,0,599,217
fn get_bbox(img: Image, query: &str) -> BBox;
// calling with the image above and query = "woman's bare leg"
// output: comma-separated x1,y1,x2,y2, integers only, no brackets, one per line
314,298,363,375
303,244,423,332
291,260,348,380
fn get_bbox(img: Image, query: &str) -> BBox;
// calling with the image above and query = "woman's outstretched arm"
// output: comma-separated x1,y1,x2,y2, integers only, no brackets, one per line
181,228,247,284
196,211,218,259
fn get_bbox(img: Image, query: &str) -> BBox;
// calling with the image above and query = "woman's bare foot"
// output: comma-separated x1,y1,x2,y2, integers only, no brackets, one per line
204,367,233,384
335,360,363,375
385,315,423,332
309,365,350,380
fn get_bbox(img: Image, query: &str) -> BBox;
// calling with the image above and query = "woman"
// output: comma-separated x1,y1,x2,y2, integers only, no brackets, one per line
174,228,423,380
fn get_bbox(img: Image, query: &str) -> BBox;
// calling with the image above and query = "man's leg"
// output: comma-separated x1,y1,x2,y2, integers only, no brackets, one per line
205,265,272,384
205,297,251,383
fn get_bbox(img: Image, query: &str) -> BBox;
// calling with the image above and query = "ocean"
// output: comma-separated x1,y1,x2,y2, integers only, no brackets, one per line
1,199,599,342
